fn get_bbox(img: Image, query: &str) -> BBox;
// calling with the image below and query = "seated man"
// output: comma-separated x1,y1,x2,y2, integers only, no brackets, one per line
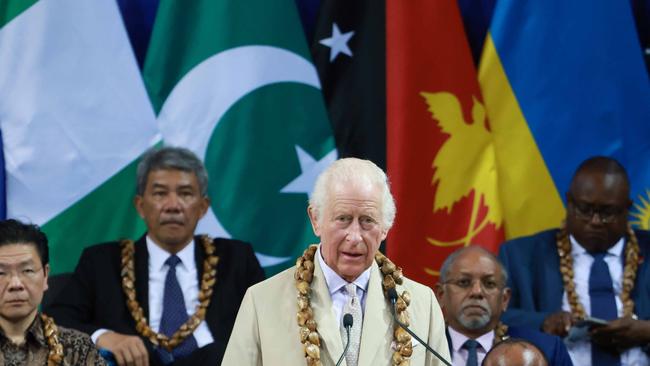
435,246,572,366
47,146,265,366
498,156,650,365
482,338,548,366
222,158,451,365
0,219,105,365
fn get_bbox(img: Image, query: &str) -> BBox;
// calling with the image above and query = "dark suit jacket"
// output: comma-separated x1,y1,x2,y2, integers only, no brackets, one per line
45,235,265,366
446,326,573,366
498,229,650,330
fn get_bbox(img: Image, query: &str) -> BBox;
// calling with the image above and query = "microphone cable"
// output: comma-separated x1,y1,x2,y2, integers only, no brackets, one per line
387,288,452,366
335,313,354,366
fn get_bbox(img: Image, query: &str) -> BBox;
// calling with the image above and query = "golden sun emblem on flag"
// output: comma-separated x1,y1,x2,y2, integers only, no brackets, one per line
631,189,650,229
421,91,502,247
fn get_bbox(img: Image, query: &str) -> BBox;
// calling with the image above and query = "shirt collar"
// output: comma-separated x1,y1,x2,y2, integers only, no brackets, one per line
447,326,494,353
146,235,196,271
0,314,46,347
28,315,46,347
316,245,371,296
569,234,625,258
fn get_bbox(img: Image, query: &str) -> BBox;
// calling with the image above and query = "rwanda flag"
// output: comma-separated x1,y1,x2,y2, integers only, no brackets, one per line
479,1,650,236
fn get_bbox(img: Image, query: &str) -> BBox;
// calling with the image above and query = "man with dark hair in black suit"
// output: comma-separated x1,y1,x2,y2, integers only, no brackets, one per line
47,146,265,366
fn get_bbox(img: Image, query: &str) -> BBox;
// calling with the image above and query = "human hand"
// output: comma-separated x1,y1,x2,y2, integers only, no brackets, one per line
97,332,149,366
591,317,650,351
541,311,575,337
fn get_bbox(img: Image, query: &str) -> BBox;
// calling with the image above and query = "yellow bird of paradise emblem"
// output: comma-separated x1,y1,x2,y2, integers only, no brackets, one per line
420,91,503,248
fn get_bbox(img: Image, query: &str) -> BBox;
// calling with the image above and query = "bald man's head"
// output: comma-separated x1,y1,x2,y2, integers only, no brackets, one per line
482,338,548,366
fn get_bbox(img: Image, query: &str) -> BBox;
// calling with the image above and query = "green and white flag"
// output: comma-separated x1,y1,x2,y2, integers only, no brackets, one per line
0,0,159,274
1,0,336,276
144,0,336,275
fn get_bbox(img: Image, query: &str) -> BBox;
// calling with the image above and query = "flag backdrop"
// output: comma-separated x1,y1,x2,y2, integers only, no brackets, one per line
142,0,336,276
309,0,386,169
479,0,650,237
0,0,159,274
0,0,335,276
385,0,505,287
0,0,649,280
0,129,5,220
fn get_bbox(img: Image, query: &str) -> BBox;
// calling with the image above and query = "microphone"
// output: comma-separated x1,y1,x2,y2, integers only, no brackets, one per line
387,288,452,366
335,313,354,366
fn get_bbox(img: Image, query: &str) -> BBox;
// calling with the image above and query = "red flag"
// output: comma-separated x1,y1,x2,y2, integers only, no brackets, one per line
386,0,504,287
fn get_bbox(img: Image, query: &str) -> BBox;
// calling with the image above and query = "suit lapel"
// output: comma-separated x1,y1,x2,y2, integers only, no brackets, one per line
357,262,393,366
194,235,205,280
134,236,150,319
542,232,564,310
312,255,344,365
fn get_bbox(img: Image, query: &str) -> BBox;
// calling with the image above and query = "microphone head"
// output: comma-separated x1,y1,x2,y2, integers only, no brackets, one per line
343,313,353,328
387,287,399,302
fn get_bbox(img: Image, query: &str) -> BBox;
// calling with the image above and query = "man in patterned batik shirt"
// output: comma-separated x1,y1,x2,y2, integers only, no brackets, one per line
0,219,105,366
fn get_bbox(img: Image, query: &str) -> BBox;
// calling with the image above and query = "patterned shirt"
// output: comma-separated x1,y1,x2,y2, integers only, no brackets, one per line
0,315,106,366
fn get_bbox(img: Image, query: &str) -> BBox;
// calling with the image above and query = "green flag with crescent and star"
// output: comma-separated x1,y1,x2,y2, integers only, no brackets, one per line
143,0,337,275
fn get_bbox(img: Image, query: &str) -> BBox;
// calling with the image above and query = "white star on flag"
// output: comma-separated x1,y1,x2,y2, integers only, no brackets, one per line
281,146,338,198
319,23,355,62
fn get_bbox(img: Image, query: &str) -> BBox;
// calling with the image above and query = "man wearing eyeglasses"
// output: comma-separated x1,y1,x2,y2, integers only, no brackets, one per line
498,156,650,366
435,246,572,366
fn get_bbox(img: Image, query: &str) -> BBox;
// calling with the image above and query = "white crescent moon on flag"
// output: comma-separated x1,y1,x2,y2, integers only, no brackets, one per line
156,45,322,267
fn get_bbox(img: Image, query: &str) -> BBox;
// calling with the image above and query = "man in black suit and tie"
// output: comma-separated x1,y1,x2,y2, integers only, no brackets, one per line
47,146,265,366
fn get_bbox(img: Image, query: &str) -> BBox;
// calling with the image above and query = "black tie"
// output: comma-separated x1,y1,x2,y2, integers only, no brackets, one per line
157,255,198,364
589,252,621,366
464,339,479,366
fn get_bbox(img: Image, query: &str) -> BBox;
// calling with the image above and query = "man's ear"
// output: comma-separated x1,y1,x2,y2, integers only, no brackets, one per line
307,206,321,237
199,196,210,218
43,264,50,292
134,195,145,219
501,287,512,312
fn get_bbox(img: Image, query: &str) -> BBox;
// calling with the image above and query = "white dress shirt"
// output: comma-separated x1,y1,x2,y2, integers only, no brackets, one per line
92,236,214,347
316,246,371,325
447,327,494,366
561,235,647,366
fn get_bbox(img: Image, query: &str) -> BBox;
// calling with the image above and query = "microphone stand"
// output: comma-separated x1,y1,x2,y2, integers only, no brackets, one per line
387,288,452,366
335,313,354,366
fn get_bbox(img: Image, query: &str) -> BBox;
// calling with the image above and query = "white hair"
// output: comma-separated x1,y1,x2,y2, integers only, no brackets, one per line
309,158,396,229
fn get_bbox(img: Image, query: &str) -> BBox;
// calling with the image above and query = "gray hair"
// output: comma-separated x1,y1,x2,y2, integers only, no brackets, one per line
136,146,209,196
308,158,396,229
439,245,509,285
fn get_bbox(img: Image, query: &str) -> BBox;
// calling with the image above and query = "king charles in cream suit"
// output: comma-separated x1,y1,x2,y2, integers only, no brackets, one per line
222,158,450,366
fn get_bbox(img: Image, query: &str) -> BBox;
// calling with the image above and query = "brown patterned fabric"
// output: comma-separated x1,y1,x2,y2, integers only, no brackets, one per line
0,315,106,366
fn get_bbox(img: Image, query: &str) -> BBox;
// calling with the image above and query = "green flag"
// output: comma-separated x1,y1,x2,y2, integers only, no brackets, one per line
0,0,158,274
143,0,337,275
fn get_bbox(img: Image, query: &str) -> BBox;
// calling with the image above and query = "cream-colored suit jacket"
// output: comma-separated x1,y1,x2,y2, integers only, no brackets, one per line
222,249,450,366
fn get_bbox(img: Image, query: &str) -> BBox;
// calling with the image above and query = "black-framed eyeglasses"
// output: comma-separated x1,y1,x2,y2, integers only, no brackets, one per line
568,199,626,224
443,277,504,293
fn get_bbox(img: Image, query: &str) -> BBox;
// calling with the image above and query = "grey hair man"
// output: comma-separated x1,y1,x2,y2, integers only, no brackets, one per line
223,157,451,366
48,146,264,366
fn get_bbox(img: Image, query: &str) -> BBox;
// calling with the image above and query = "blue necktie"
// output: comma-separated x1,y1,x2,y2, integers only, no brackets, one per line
157,255,198,364
589,252,621,366
464,339,479,366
